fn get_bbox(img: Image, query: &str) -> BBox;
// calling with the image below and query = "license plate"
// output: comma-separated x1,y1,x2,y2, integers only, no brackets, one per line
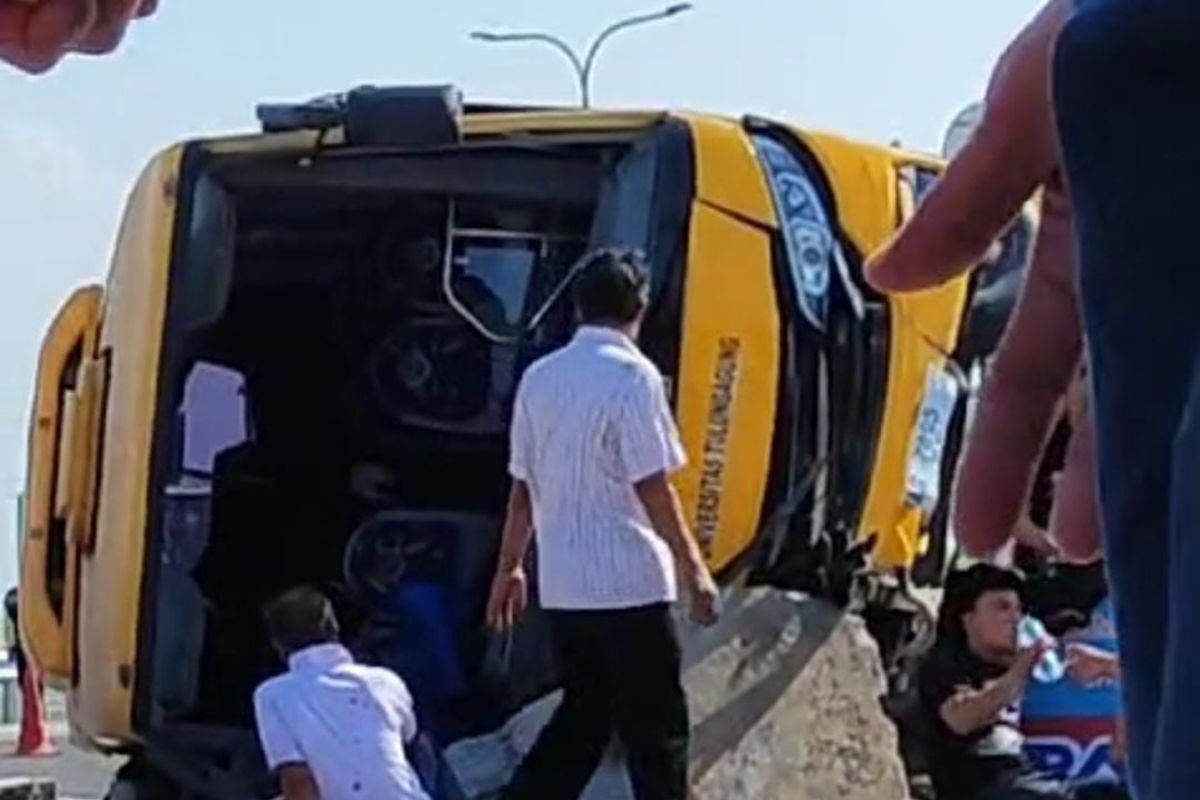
905,363,962,514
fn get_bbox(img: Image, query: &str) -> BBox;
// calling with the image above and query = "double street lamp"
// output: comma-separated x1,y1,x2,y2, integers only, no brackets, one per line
471,4,694,108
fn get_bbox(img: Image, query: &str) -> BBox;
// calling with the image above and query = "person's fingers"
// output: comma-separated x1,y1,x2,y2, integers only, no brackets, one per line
1049,410,1101,561
74,0,145,55
1112,716,1128,764
952,182,1083,557
485,582,505,629
0,0,97,74
1018,644,1046,673
694,588,720,626
1065,365,1088,424
868,0,1072,292
510,585,526,625
0,0,154,71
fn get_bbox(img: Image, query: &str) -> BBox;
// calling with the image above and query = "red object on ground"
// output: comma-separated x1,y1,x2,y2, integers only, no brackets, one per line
15,662,55,757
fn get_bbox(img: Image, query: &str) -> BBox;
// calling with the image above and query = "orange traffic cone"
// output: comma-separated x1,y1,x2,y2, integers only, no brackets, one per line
15,662,55,757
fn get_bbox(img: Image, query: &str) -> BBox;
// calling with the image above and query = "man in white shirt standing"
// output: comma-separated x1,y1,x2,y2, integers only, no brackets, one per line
253,587,432,800
487,248,720,800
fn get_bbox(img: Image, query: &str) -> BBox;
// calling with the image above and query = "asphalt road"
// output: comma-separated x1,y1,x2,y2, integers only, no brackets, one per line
0,733,118,800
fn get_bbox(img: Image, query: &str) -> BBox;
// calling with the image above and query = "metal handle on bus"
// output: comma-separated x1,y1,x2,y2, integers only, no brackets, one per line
65,355,108,554
20,286,102,682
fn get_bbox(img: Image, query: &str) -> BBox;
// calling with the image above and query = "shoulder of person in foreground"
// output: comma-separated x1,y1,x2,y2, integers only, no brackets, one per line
347,662,420,739
511,347,570,404
253,673,316,791
616,352,668,397
253,672,293,708
617,359,683,459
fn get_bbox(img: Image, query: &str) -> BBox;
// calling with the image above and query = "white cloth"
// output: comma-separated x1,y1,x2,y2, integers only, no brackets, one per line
509,325,687,610
253,643,431,800
444,691,634,799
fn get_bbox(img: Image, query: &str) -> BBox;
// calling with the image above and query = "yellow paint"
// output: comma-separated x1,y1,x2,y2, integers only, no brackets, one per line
676,113,776,228
202,128,338,155
672,203,780,573
464,109,664,136
203,109,664,155
21,286,102,682
70,147,183,740
867,282,969,569
798,132,970,569
794,130,900,257
65,356,108,556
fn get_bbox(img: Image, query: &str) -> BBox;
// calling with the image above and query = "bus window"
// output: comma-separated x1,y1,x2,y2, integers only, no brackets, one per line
178,363,250,484
165,363,251,570
153,362,250,719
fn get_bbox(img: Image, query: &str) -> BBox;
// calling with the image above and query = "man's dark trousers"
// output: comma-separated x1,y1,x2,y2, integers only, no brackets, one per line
503,603,689,800
1055,1,1200,797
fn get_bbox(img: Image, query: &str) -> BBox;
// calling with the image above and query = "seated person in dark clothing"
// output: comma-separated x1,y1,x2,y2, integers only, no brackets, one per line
919,564,1126,800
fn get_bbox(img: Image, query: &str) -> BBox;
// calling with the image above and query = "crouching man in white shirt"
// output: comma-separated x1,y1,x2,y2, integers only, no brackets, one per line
254,587,432,800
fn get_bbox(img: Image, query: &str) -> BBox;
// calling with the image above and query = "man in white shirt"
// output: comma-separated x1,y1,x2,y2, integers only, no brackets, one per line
486,248,720,800
253,587,432,800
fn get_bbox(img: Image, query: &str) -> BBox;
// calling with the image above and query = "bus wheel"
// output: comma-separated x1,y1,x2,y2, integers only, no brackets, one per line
106,759,180,800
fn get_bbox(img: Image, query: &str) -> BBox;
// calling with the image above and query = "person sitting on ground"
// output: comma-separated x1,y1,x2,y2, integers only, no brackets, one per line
919,564,1125,800
253,586,432,800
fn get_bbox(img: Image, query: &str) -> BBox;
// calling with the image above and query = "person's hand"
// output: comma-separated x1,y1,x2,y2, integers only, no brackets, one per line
1066,642,1118,687
486,566,528,631
1013,639,1052,682
685,565,720,627
1013,516,1062,558
999,640,1052,702
1112,715,1127,765
0,0,157,74
1048,371,1101,562
865,0,1102,563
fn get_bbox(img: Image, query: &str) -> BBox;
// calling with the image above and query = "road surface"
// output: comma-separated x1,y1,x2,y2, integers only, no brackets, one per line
0,727,118,800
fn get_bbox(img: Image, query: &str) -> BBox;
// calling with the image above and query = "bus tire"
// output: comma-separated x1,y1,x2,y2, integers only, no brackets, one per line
105,759,179,800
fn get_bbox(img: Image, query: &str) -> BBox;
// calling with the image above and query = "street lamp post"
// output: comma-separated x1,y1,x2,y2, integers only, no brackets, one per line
471,4,693,108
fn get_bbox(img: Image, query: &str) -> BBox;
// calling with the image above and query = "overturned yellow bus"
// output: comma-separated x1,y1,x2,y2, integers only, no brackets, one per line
19,85,1028,798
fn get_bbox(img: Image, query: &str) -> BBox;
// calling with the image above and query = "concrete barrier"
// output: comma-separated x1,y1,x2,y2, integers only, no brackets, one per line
445,589,910,800
684,589,908,800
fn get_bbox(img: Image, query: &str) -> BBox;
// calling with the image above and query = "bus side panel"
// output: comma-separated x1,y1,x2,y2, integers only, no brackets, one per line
867,159,971,568
71,147,183,741
799,132,971,569
675,114,776,228
667,116,781,573
870,283,970,568
674,202,780,572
